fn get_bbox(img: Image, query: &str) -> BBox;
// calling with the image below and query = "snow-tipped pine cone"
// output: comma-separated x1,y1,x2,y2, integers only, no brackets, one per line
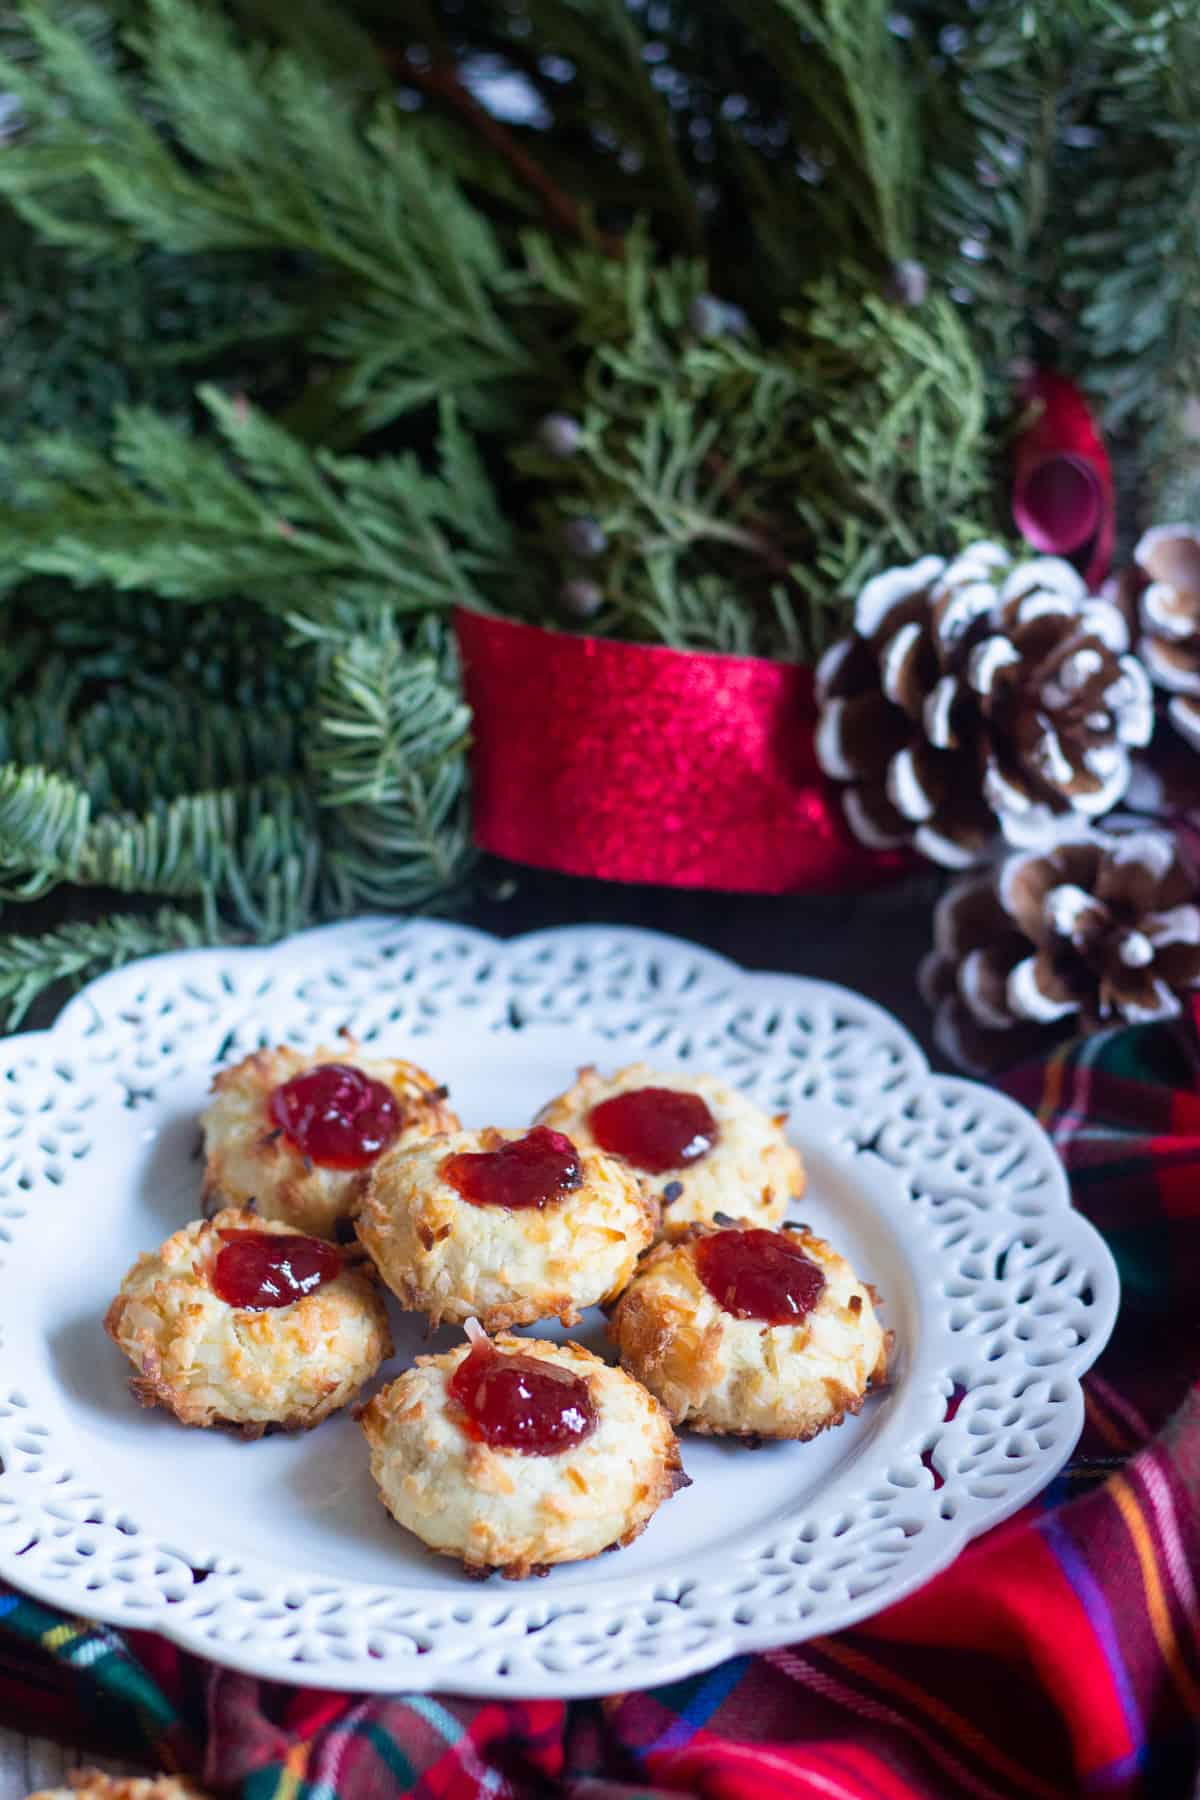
920,828,1200,1070
815,543,1154,867
1123,525,1200,752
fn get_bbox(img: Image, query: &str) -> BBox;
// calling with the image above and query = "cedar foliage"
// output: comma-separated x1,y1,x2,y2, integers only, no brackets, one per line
0,0,1196,1019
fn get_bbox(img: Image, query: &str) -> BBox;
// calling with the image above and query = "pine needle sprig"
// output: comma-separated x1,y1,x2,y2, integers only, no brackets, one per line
302,618,475,913
82,779,316,917
517,258,992,659
0,0,540,430
0,762,316,922
0,765,91,900
1061,1,1200,483
36,692,303,812
0,212,298,442
722,0,919,268
0,907,227,1031
915,2,1103,399
0,388,517,615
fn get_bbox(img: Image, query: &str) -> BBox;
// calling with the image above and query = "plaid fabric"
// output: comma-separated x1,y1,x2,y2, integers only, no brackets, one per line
4,1019,1200,1799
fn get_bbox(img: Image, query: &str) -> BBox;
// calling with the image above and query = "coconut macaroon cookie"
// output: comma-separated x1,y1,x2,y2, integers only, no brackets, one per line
104,1208,392,1435
610,1220,889,1439
357,1125,656,1330
359,1326,688,1577
201,1038,459,1239
535,1063,804,1234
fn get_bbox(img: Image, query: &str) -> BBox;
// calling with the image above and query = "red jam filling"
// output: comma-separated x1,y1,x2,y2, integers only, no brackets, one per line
213,1230,342,1310
269,1062,402,1170
695,1228,826,1325
589,1086,719,1174
448,1340,597,1454
442,1127,582,1209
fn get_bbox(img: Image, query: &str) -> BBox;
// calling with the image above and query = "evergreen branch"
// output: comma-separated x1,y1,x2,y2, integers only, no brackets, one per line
304,619,475,911
0,688,304,812
0,0,1187,1024
0,389,516,614
1059,1,1200,478
0,906,227,1031
724,0,919,264
7,586,315,710
915,2,1094,394
0,758,317,931
0,0,538,426
516,257,993,657
81,779,314,914
0,669,307,843
0,209,298,442
0,764,91,898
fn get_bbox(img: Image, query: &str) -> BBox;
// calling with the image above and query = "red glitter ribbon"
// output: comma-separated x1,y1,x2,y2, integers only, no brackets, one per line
454,608,908,893
1012,369,1114,588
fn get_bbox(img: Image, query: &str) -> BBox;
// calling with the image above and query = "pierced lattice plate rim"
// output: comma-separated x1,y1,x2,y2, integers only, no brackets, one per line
0,918,1118,1696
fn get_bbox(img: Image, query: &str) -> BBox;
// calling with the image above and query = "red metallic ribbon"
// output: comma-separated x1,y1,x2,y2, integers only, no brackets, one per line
1012,370,1114,589
455,608,908,893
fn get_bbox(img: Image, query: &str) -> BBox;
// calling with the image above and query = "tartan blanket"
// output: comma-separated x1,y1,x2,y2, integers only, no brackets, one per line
3,1021,1200,1800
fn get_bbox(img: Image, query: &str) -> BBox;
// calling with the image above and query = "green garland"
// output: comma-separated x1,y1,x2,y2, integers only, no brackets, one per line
0,0,1197,1023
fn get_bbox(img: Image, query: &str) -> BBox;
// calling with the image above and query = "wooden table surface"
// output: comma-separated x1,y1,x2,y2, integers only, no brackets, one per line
0,869,942,1796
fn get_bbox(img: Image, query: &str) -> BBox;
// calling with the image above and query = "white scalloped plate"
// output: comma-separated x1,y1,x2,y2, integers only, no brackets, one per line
0,919,1118,1697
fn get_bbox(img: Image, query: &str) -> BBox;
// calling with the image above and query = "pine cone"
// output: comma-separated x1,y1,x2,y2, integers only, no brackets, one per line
1126,524,1200,752
920,828,1200,1069
815,543,1153,867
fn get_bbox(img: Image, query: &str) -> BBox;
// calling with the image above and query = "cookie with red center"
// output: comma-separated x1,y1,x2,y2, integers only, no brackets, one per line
200,1037,459,1240
356,1126,657,1331
104,1208,391,1435
610,1221,890,1439
535,1063,804,1236
358,1327,687,1578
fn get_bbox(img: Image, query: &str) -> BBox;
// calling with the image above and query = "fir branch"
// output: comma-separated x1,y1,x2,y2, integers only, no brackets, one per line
82,779,315,917
0,0,538,428
0,212,297,442
724,0,919,265
0,389,516,615
0,688,303,813
783,280,991,636
303,618,475,912
915,3,1096,397
516,259,993,657
1060,1,1200,484
8,586,315,710
0,764,91,899
0,758,317,931
0,906,226,1030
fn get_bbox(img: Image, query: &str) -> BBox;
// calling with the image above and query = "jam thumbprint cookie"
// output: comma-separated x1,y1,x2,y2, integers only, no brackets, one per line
104,1209,391,1435
356,1126,657,1330
201,1038,459,1239
610,1221,890,1439
535,1063,804,1233
358,1324,688,1577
